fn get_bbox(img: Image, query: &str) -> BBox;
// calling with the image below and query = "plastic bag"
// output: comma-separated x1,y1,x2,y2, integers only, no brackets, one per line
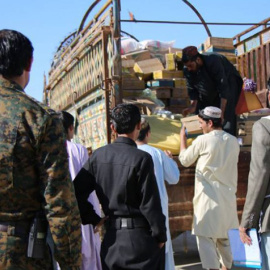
139,40,175,52
121,37,140,55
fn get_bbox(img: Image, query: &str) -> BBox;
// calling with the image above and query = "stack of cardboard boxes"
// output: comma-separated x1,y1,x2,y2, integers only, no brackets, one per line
237,111,270,151
121,47,190,114
121,36,238,115
198,37,237,66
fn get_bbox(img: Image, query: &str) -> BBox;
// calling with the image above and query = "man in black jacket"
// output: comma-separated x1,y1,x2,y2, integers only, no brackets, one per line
182,46,243,136
74,103,166,270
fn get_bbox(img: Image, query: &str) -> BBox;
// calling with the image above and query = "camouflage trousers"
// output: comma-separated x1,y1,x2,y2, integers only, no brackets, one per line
0,232,53,270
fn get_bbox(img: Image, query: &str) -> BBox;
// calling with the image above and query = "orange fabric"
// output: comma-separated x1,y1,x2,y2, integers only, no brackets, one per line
235,88,249,114
235,89,262,114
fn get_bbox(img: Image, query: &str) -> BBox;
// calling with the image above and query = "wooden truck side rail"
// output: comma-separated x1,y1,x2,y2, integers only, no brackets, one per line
233,17,270,107
45,2,116,149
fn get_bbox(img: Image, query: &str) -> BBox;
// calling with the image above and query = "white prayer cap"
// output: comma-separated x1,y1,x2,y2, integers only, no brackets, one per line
201,106,221,118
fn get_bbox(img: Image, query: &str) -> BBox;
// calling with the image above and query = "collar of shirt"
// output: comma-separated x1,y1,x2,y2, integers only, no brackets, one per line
114,136,137,147
0,75,24,92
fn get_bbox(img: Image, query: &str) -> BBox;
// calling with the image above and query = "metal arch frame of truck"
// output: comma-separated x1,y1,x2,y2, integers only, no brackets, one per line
44,0,269,238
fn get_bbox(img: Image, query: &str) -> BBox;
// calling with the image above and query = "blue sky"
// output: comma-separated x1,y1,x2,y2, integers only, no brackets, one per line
1,0,270,101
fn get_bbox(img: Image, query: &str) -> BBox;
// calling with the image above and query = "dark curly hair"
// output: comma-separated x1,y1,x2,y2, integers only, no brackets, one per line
111,103,141,134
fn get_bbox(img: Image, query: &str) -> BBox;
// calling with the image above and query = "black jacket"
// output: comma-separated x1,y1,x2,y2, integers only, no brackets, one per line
184,53,242,110
74,136,167,243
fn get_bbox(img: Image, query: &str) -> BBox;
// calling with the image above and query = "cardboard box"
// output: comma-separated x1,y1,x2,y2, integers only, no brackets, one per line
153,70,184,80
169,48,183,54
170,98,189,106
165,53,175,70
150,52,166,66
237,121,253,136
122,59,135,68
172,87,188,98
175,51,182,59
122,50,151,62
134,58,164,80
152,88,171,99
122,67,135,74
123,98,156,115
122,74,146,90
174,78,187,88
181,115,202,135
122,89,144,98
205,46,236,54
158,98,170,106
204,37,234,51
147,80,174,88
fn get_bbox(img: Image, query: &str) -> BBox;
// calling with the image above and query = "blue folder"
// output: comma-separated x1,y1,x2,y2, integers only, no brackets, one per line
228,228,262,269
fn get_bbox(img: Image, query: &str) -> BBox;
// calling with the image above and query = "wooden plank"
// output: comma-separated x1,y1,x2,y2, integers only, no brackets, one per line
261,29,270,44
260,44,267,89
256,48,261,90
245,36,261,52
240,55,245,78
266,42,270,81
249,51,253,80
102,30,111,145
233,17,270,43
239,56,245,77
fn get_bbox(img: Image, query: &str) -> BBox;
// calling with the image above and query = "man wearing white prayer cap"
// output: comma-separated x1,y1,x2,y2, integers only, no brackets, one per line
179,106,240,270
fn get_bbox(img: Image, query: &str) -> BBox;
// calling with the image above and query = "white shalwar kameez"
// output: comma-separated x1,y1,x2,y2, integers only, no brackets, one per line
138,144,180,270
67,141,102,270
179,130,239,238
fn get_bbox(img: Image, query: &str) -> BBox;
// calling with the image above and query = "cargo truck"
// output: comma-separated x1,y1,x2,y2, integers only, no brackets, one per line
44,0,270,238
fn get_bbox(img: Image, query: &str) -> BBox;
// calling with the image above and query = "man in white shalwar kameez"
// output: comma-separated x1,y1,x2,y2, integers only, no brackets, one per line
61,111,102,270
136,118,180,270
179,107,239,270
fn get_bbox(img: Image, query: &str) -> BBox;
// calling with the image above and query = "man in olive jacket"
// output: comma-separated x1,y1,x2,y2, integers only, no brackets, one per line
239,116,270,270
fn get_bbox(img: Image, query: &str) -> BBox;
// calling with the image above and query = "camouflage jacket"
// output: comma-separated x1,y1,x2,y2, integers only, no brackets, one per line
0,76,82,269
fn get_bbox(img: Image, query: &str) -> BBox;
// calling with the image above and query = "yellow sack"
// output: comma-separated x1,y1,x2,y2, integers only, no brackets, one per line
143,115,194,155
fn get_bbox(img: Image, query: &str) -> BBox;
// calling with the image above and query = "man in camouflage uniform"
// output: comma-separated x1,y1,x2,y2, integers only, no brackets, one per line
0,29,82,269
